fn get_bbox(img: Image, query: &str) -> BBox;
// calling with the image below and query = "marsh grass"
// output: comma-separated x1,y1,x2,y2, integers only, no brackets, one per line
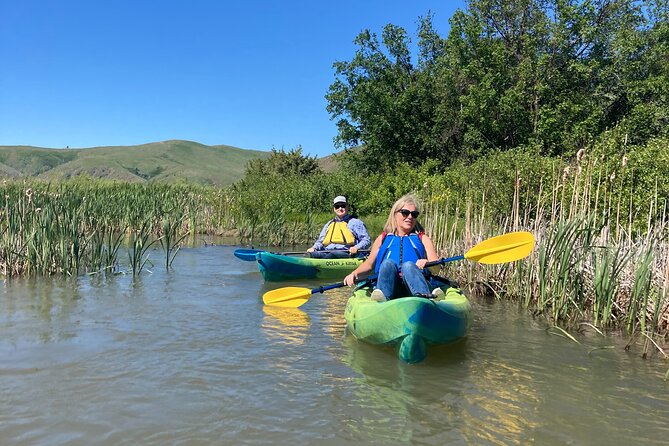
128,218,159,277
420,145,668,356
0,180,199,277
159,214,189,269
89,225,125,274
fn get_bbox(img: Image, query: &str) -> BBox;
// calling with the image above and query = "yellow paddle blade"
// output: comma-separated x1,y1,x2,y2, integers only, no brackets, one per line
464,231,535,264
262,286,312,308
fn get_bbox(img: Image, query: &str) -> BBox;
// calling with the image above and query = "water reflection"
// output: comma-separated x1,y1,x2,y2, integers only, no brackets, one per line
337,305,553,444
263,306,310,328
458,360,542,444
261,306,311,345
335,336,406,442
339,333,473,442
317,286,349,343
1,276,84,343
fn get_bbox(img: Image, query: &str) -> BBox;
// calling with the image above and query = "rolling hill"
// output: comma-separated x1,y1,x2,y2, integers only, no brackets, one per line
0,140,271,186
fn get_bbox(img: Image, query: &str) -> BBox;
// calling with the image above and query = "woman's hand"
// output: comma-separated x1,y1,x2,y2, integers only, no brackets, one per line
307,247,315,253
416,259,428,269
344,272,358,287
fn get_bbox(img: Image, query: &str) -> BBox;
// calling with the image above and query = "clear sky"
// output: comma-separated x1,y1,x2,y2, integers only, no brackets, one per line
0,0,465,158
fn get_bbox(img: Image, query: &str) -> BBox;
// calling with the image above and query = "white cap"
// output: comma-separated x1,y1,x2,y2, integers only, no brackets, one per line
333,196,347,205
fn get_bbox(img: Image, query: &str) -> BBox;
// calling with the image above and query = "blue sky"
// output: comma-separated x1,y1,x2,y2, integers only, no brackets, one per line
0,0,465,158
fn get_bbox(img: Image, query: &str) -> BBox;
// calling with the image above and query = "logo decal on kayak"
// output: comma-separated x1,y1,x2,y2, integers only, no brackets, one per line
324,260,359,266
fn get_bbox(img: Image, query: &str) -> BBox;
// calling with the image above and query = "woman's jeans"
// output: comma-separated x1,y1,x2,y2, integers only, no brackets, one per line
376,259,431,299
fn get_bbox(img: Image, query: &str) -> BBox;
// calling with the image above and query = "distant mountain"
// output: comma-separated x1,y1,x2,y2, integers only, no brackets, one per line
316,145,362,173
0,140,271,186
316,151,339,173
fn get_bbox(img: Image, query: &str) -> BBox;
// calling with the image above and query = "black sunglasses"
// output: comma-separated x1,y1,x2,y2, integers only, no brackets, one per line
397,209,420,218
334,203,347,209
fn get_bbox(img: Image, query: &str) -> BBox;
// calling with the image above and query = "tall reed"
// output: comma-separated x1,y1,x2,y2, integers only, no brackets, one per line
128,218,159,277
420,143,668,343
159,213,189,269
0,180,217,277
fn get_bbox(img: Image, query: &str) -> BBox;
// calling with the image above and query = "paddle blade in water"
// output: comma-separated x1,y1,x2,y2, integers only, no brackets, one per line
464,231,535,264
262,286,312,308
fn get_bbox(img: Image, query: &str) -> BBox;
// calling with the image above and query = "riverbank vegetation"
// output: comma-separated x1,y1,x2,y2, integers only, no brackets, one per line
2,133,666,344
0,180,213,277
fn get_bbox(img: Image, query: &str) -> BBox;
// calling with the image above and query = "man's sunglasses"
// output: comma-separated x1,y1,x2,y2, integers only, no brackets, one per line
334,203,347,209
397,209,420,218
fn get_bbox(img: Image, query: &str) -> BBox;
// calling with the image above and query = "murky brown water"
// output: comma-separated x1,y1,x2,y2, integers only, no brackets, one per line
1,245,667,445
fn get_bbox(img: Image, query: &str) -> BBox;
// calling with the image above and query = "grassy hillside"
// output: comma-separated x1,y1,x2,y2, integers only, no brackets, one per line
316,145,363,172
0,140,271,186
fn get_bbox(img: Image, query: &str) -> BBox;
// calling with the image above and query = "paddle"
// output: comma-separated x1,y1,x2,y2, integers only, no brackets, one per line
261,281,364,308
426,231,536,266
262,231,535,307
234,248,368,261
233,248,307,261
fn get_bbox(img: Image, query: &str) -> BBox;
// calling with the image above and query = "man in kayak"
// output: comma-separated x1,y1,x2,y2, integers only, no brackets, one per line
306,196,371,259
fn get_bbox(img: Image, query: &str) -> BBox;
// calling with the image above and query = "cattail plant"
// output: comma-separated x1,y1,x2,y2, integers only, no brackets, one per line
159,212,189,269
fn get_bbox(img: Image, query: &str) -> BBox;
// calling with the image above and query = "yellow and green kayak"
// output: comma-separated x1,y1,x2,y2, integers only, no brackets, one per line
257,251,363,282
344,280,472,363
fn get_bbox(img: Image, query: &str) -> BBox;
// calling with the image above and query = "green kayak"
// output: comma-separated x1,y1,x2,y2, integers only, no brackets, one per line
344,280,472,363
257,251,363,282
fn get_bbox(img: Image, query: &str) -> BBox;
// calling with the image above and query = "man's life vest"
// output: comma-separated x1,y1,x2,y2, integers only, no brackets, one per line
374,232,426,274
323,216,356,246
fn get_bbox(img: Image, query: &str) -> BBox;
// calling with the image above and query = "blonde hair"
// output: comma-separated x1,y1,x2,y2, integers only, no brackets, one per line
383,193,424,234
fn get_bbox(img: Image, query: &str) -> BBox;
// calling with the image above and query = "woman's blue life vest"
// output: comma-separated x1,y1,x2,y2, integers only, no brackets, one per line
322,215,356,247
374,232,426,274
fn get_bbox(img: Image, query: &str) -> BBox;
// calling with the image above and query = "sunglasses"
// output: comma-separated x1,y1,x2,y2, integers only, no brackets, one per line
397,209,420,218
334,203,347,209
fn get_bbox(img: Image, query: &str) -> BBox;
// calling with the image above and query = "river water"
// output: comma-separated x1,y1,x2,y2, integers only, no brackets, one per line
1,244,667,445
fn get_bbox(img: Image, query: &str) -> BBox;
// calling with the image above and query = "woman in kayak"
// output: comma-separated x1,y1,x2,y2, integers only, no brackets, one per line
343,193,443,301
306,195,371,259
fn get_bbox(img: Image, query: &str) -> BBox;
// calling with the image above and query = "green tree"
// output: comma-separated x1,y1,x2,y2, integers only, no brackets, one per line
326,19,446,171
612,0,669,143
244,146,321,177
327,1,667,165
445,0,651,156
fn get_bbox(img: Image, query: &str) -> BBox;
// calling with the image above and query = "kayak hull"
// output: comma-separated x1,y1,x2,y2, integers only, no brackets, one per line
344,283,472,363
257,252,363,281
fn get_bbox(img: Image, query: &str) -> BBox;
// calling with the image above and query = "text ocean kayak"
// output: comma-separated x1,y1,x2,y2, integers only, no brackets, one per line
344,280,472,363
257,251,363,282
